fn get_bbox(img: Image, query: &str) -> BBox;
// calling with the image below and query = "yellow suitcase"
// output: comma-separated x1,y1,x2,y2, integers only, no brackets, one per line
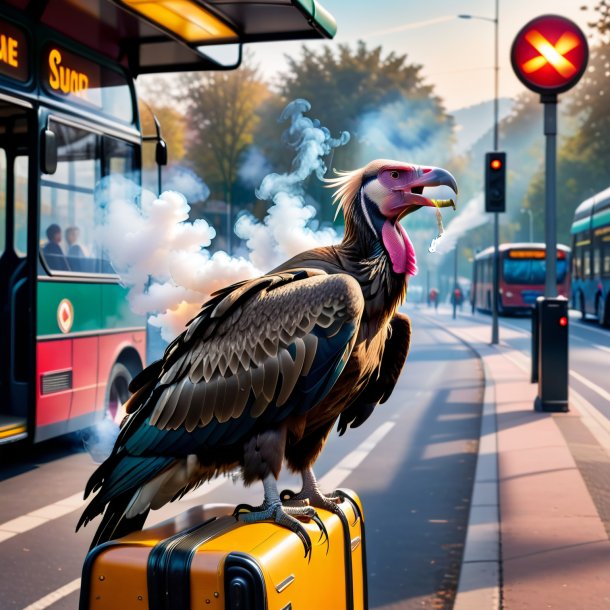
79,489,367,610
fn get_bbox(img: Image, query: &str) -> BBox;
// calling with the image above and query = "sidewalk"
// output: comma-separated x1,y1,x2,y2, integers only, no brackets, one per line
419,309,610,610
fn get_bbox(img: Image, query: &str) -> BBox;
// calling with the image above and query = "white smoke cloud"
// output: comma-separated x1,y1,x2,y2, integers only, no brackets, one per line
235,99,350,270
238,146,272,188
357,98,453,167
430,192,490,254
98,99,350,341
97,178,259,341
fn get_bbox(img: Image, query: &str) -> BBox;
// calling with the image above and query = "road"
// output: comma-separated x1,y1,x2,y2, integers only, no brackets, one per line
0,312,483,610
464,306,610,418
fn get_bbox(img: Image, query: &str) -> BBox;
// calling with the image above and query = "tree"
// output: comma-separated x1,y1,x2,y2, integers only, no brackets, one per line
137,77,188,180
253,41,455,223
179,59,271,206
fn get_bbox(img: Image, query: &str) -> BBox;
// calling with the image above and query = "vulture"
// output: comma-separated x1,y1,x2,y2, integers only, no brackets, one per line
78,159,458,554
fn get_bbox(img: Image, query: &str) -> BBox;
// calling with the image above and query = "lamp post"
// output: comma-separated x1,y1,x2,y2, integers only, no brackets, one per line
521,208,533,242
458,0,500,345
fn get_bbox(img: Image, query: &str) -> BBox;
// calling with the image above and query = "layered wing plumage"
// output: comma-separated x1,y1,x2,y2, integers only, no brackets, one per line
78,269,365,535
149,269,363,431
337,312,411,435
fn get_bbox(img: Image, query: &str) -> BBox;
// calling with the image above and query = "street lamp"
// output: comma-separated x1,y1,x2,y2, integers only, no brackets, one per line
458,1,500,345
521,208,533,242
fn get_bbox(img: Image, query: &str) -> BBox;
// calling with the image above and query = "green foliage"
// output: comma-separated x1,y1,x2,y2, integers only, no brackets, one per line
137,78,187,169
252,41,455,223
178,58,271,206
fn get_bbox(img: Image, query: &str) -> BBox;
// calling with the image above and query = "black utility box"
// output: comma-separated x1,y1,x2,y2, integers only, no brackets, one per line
534,296,569,412
531,303,539,383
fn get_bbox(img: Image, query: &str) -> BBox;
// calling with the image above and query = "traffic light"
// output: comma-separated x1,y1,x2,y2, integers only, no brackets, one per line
485,152,506,213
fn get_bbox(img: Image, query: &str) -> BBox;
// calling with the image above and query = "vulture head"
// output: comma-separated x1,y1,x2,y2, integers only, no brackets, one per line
328,159,458,276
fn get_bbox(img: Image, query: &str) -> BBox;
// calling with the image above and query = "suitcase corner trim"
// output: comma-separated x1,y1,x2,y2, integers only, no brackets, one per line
225,551,267,610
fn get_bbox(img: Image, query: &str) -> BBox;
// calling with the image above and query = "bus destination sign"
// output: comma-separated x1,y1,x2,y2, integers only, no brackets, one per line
0,19,29,82
43,45,101,108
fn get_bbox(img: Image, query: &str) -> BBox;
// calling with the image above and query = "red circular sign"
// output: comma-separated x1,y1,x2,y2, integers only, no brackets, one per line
511,14,588,95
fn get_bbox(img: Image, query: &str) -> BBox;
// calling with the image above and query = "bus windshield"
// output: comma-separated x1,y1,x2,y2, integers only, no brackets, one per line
503,257,567,284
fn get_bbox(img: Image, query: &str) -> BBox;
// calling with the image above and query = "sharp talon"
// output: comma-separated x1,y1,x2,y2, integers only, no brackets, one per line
312,514,329,552
294,523,312,559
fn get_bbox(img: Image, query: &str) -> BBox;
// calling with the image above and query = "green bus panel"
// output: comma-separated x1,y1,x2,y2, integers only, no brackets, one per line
37,281,144,337
37,281,102,337
592,208,610,230
571,217,590,234
101,283,144,330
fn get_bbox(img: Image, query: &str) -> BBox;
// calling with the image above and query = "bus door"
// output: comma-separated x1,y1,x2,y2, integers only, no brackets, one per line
0,97,34,444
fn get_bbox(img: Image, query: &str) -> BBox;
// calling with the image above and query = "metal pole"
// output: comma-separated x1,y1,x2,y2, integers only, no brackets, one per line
453,243,458,319
543,94,557,296
491,0,500,344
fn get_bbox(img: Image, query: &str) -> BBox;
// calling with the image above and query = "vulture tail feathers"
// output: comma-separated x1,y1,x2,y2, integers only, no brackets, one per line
86,493,150,550
128,359,163,394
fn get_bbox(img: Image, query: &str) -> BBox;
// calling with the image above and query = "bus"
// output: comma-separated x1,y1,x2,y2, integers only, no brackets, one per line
0,0,336,445
471,243,570,315
571,187,610,326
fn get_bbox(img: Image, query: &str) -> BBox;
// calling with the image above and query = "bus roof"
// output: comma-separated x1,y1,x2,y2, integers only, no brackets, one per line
475,242,571,260
5,0,337,75
572,185,610,220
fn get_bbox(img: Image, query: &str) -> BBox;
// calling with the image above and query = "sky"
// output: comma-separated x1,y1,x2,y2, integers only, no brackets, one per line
247,0,595,111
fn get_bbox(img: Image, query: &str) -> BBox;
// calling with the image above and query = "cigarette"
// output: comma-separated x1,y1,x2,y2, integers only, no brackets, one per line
430,198,456,210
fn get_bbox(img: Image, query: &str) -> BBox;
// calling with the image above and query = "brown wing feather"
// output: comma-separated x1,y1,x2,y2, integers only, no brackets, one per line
336,311,411,435
147,270,364,431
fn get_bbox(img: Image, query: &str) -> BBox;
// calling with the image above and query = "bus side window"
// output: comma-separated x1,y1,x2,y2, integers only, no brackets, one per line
583,248,591,278
603,242,610,277
593,247,601,276
39,120,132,275
14,156,28,257
0,150,5,256
573,247,581,279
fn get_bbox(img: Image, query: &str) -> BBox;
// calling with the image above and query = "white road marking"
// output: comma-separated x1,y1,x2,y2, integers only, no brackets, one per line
570,369,610,403
21,578,81,610
501,316,610,355
318,421,395,491
17,420,396,609
0,492,86,544
571,317,610,341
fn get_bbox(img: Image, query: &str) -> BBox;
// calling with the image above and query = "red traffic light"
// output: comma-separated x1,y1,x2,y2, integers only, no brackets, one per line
559,316,568,327
490,159,502,170
511,14,588,95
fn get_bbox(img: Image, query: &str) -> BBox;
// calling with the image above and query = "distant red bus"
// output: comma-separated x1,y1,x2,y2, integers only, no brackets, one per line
471,243,570,314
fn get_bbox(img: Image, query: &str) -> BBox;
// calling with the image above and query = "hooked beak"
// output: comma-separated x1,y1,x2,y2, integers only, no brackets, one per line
393,165,458,217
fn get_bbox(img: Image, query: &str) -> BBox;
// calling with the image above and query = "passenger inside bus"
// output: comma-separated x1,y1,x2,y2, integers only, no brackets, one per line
42,223,69,271
65,225,88,271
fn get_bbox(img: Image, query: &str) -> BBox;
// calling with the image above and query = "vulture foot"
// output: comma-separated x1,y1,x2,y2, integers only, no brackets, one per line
234,501,327,558
281,488,342,515
282,467,342,515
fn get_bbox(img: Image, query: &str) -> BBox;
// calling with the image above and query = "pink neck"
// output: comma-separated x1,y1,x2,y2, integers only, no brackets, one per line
381,221,417,276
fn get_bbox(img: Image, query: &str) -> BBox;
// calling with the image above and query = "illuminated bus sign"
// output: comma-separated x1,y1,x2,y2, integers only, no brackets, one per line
0,19,29,82
42,45,102,108
508,249,566,259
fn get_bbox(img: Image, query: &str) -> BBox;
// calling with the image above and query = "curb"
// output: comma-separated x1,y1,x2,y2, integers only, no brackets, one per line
453,355,501,610
420,312,502,610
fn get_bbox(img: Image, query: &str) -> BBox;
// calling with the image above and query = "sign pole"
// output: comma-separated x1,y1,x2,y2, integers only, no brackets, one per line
510,14,589,412
543,93,557,297
492,0,499,345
